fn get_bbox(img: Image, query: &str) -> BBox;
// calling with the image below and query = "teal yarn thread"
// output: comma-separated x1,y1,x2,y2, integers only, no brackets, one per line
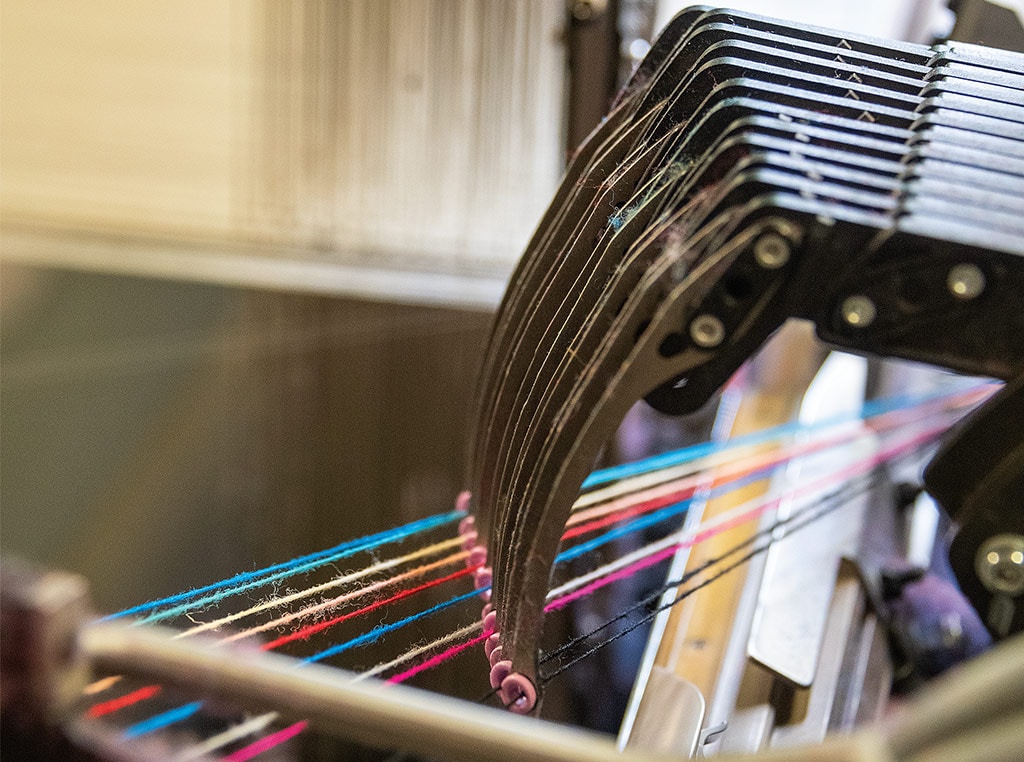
582,389,959,489
304,588,483,664
122,701,203,739
104,511,463,623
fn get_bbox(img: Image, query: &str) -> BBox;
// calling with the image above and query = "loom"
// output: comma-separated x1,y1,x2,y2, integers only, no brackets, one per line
3,6,1024,760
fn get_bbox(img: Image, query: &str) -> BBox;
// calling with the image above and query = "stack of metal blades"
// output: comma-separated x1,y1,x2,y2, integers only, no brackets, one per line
464,6,1024,714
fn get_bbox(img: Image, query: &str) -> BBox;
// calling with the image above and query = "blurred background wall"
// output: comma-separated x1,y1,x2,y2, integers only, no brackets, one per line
2,265,491,614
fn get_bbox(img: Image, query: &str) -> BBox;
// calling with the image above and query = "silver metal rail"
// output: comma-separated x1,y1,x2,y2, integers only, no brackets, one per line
79,621,678,762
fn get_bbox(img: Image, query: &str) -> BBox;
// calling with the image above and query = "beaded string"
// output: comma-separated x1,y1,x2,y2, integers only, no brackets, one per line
79,388,984,757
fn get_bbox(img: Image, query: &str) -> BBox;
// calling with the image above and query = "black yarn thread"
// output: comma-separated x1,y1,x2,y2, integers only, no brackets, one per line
538,468,886,683
477,685,503,705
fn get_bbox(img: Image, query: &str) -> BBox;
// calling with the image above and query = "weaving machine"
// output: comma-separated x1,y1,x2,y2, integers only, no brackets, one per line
3,6,1024,761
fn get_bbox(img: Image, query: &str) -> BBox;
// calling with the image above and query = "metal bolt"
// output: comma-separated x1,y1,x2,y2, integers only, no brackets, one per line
975,534,1024,596
753,233,791,269
689,314,725,348
840,295,876,328
947,263,985,300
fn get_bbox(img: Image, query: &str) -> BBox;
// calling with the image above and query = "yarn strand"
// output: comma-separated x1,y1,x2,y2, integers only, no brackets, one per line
106,511,463,623
221,720,308,762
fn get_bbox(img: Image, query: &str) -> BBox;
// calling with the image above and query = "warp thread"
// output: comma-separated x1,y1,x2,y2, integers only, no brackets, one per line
86,685,161,718
107,511,464,624
82,389,982,753
221,720,308,762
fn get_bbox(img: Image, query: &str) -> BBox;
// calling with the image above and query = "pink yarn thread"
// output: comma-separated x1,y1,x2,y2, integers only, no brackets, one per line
221,720,308,762
387,631,492,684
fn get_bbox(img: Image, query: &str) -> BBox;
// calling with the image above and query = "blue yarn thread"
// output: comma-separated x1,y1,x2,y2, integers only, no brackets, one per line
582,389,957,489
98,389,970,739
557,500,693,564
134,512,465,627
122,701,203,739
106,390,965,624
104,511,464,623
116,588,484,737
305,459,785,667
556,463,777,564
304,588,483,664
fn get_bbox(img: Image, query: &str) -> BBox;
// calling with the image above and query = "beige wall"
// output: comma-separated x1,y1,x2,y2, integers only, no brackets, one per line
1,1,566,288
1,263,489,626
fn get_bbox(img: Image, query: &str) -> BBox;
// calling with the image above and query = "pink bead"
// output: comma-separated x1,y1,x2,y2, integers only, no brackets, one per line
460,531,479,552
457,514,475,536
488,660,512,689
488,645,503,667
484,633,500,659
473,567,492,590
481,602,493,620
468,546,488,567
455,491,472,513
482,611,497,634
500,673,537,714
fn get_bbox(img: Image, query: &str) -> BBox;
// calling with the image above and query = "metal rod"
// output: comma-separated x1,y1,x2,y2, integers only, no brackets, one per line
79,622,679,762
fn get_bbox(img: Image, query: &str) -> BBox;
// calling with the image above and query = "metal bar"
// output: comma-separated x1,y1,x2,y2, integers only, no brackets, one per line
1,226,508,311
747,353,870,689
769,565,866,750
79,622,679,762
566,0,621,151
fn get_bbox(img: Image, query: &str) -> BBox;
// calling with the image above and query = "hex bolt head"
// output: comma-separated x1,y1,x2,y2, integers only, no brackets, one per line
948,263,985,300
841,295,876,328
976,534,1024,596
753,233,791,269
689,314,725,348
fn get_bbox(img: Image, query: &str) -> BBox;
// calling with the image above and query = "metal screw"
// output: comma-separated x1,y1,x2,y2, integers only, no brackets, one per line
689,314,725,348
753,233,791,269
975,534,1024,596
840,295,876,328
947,263,985,300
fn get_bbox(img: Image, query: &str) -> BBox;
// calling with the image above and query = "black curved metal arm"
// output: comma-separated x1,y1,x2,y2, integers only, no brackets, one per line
465,7,1024,713
926,376,1024,638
